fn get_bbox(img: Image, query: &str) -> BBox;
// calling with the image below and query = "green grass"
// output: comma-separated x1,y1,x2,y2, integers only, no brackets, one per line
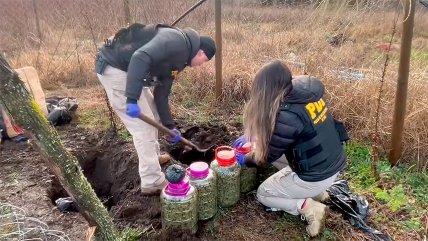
345,142,428,233
344,142,377,191
75,108,111,130
118,129,132,142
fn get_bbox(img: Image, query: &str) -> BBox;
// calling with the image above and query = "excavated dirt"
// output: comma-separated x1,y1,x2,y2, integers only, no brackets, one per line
167,124,235,165
0,124,392,240
46,122,240,238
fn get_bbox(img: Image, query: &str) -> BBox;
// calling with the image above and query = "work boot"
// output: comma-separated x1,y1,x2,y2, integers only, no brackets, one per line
141,179,167,196
158,153,172,165
299,198,327,237
313,191,330,203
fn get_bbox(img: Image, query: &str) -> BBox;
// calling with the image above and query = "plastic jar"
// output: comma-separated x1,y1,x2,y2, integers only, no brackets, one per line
258,163,278,184
188,162,217,220
236,142,257,193
161,176,198,234
210,146,241,208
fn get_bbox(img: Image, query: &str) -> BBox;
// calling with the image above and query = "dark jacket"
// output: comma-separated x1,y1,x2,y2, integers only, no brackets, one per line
99,24,200,128
246,76,347,182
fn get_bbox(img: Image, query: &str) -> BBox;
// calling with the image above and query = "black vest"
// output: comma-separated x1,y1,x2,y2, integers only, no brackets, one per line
281,98,343,177
100,23,190,72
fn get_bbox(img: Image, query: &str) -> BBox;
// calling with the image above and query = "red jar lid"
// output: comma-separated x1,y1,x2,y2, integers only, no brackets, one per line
236,142,252,155
215,146,236,167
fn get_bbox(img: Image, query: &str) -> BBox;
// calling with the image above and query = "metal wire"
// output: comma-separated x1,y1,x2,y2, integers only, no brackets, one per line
0,203,70,241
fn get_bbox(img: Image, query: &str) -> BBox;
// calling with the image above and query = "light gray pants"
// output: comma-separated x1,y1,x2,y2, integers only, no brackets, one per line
257,156,338,215
97,65,165,189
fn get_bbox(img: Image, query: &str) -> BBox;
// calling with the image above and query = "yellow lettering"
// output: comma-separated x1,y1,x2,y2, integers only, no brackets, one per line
306,103,316,119
315,101,324,113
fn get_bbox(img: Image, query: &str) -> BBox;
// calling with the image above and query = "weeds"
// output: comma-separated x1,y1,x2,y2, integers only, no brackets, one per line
2,1,428,164
118,226,154,241
346,142,428,234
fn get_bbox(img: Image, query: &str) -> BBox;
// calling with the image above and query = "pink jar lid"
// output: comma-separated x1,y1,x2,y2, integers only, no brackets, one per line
188,162,209,179
164,176,190,196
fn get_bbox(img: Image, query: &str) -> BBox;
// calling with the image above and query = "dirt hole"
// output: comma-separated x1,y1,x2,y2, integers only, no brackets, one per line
47,123,239,230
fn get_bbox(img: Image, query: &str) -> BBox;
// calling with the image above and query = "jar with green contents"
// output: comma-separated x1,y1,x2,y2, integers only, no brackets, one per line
161,167,198,234
210,146,241,208
258,163,278,184
188,162,217,220
235,142,257,193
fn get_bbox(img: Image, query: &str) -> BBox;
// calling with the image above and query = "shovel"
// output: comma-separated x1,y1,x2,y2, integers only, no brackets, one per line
138,113,211,154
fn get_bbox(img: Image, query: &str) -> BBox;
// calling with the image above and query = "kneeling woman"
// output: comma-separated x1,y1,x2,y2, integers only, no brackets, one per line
234,60,347,237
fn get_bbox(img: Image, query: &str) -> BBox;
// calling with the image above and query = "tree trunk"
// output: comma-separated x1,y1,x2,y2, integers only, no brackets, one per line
0,56,117,240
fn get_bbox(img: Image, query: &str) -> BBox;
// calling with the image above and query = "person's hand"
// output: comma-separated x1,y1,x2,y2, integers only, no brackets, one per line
232,135,247,148
167,129,182,143
236,153,246,166
126,103,140,118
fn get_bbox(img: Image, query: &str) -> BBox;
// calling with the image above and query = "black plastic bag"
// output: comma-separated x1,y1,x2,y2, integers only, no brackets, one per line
47,106,73,126
46,97,78,126
326,180,393,241
55,197,78,213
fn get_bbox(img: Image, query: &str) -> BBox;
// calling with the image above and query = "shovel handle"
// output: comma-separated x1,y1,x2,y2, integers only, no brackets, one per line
138,113,175,137
138,113,199,150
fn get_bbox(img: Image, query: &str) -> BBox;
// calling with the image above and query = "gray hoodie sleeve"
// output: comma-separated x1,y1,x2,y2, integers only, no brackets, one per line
154,77,175,129
125,34,168,102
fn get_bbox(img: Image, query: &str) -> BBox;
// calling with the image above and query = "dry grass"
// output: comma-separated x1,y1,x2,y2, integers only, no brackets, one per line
1,0,428,166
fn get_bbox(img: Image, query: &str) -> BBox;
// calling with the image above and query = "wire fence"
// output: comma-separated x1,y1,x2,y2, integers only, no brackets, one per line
1,0,428,164
0,203,70,241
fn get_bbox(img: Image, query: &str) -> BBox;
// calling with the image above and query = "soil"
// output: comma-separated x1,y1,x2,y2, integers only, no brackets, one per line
0,122,388,241
1,122,242,240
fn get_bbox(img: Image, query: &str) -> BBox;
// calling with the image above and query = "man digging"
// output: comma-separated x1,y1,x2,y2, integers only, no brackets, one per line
95,23,216,195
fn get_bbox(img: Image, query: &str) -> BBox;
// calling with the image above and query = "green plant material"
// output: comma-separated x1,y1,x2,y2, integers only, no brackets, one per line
76,108,110,129
0,56,118,240
374,185,407,212
401,217,422,232
273,214,304,239
240,166,257,193
189,170,217,220
117,129,132,142
161,187,198,234
258,164,278,184
406,173,428,203
118,227,151,241
318,228,336,241
211,161,241,208
345,143,377,191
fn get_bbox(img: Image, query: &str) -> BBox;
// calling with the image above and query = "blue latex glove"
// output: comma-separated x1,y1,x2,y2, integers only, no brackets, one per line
167,129,182,143
232,135,247,148
236,153,246,166
126,103,140,118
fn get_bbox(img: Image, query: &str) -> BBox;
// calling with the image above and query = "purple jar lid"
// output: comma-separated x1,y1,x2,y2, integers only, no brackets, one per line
188,162,209,179
164,176,190,196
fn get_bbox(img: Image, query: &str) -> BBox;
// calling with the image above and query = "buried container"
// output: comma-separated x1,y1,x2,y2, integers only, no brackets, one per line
161,165,198,234
188,162,217,220
235,142,257,193
210,146,241,208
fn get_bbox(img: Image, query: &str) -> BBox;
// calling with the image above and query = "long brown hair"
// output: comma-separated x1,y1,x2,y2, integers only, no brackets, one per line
243,60,293,164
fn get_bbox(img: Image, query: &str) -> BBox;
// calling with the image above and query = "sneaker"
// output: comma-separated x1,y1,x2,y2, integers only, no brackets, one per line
299,198,327,237
141,179,167,196
313,191,329,203
158,153,172,165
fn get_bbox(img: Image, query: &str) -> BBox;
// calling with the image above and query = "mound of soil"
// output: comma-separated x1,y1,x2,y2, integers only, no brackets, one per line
48,122,240,236
167,124,237,165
